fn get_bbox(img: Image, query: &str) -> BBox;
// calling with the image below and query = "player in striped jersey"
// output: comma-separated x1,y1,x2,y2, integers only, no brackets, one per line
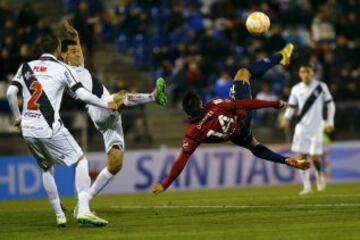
61,21,167,219
280,64,335,195
6,35,117,227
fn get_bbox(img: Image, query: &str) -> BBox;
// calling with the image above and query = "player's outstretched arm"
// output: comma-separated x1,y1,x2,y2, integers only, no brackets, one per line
234,99,288,110
75,87,117,110
64,20,85,66
152,151,192,194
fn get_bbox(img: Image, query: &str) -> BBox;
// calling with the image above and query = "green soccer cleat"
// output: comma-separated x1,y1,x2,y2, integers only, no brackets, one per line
77,212,108,227
279,43,295,67
153,77,167,106
56,214,67,228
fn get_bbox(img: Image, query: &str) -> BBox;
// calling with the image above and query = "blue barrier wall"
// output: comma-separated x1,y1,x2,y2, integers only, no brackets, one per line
1,142,360,199
0,156,75,200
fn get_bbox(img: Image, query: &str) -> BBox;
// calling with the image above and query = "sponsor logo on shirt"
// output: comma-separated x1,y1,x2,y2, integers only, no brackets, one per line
33,66,47,73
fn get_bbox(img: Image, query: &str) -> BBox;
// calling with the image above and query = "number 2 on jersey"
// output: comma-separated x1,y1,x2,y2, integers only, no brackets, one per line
27,81,43,110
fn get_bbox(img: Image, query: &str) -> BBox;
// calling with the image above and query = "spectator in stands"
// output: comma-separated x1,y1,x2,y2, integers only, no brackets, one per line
18,2,38,28
214,71,232,98
255,82,279,123
170,59,188,106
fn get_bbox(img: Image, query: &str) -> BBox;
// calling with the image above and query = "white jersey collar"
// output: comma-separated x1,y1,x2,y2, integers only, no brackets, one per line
40,53,58,60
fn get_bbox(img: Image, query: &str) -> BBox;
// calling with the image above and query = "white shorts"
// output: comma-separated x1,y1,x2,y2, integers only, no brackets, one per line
87,105,125,153
24,126,84,170
291,131,323,156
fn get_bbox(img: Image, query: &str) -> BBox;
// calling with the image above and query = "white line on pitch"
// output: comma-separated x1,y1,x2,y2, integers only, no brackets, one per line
110,203,360,209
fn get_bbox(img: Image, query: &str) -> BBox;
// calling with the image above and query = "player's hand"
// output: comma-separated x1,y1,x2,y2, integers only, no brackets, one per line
279,118,290,129
278,100,288,109
64,20,78,37
324,125,334,133
14,118,21,131
151,183,165,195
107,101,118,111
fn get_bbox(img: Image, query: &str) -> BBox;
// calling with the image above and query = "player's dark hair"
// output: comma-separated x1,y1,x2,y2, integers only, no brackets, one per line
38,34,60,54
299,63,313,69
61,38,77,53
182,91,202,117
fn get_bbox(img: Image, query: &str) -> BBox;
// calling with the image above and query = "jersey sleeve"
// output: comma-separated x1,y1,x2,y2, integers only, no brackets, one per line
161,134,200,189
62,64,83,91
322,83,333,103
322,83,335,126
234,99,280,109
284,87,297,119
10,64,24,91
287,87,298,108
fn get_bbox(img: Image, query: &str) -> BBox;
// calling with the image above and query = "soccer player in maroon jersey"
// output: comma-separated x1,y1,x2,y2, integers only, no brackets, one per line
152,44,310,194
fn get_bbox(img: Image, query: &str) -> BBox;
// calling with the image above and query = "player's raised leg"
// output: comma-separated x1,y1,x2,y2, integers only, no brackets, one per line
243,43,294,81
230,47,309,170
112,77,167,108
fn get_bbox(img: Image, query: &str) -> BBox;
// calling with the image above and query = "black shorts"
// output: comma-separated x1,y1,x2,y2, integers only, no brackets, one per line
229,81,254,147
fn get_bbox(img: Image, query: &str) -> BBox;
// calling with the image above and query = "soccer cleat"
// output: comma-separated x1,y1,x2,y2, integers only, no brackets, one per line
279,43,294,67
56,214,67,228
77,212,108,227
153,77,167,106
299,187,312,196
285,157,310,170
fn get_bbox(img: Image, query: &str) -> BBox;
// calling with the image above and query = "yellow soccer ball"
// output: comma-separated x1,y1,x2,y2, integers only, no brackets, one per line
246,12,271,34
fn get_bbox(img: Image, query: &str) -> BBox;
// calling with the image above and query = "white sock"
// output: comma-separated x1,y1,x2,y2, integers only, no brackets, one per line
123,93,155,106
88,168,114,198
42,168,64,216
75,158,91,214
299,169,311,189
314,170,324,184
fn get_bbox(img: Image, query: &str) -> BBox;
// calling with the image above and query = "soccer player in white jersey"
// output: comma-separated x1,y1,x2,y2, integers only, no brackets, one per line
280,64,335,195
6,35,118,227
61,21,167,217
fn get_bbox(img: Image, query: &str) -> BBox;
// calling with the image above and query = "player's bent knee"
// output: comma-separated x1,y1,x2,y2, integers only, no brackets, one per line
234,68,251,83
243,136,259,150
107,147,124,174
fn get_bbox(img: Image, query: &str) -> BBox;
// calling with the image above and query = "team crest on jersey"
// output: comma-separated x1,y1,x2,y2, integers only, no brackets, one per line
24,71,33,80
196,111,213,129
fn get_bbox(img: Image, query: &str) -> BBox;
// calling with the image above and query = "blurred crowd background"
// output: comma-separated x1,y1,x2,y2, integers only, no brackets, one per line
0,0,359,153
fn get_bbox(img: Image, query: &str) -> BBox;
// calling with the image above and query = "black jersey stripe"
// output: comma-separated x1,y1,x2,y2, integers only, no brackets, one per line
90,72,104,98
21,63,55,128
325,99,333,104
296,84,323,123
10,81,22,92
70,82,83,92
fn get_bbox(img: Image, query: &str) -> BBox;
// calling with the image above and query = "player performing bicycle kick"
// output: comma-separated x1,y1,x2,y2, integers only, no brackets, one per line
152,44,310,194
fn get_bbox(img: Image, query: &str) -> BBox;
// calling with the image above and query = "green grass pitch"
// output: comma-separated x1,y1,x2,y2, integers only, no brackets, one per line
0,182,359,240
